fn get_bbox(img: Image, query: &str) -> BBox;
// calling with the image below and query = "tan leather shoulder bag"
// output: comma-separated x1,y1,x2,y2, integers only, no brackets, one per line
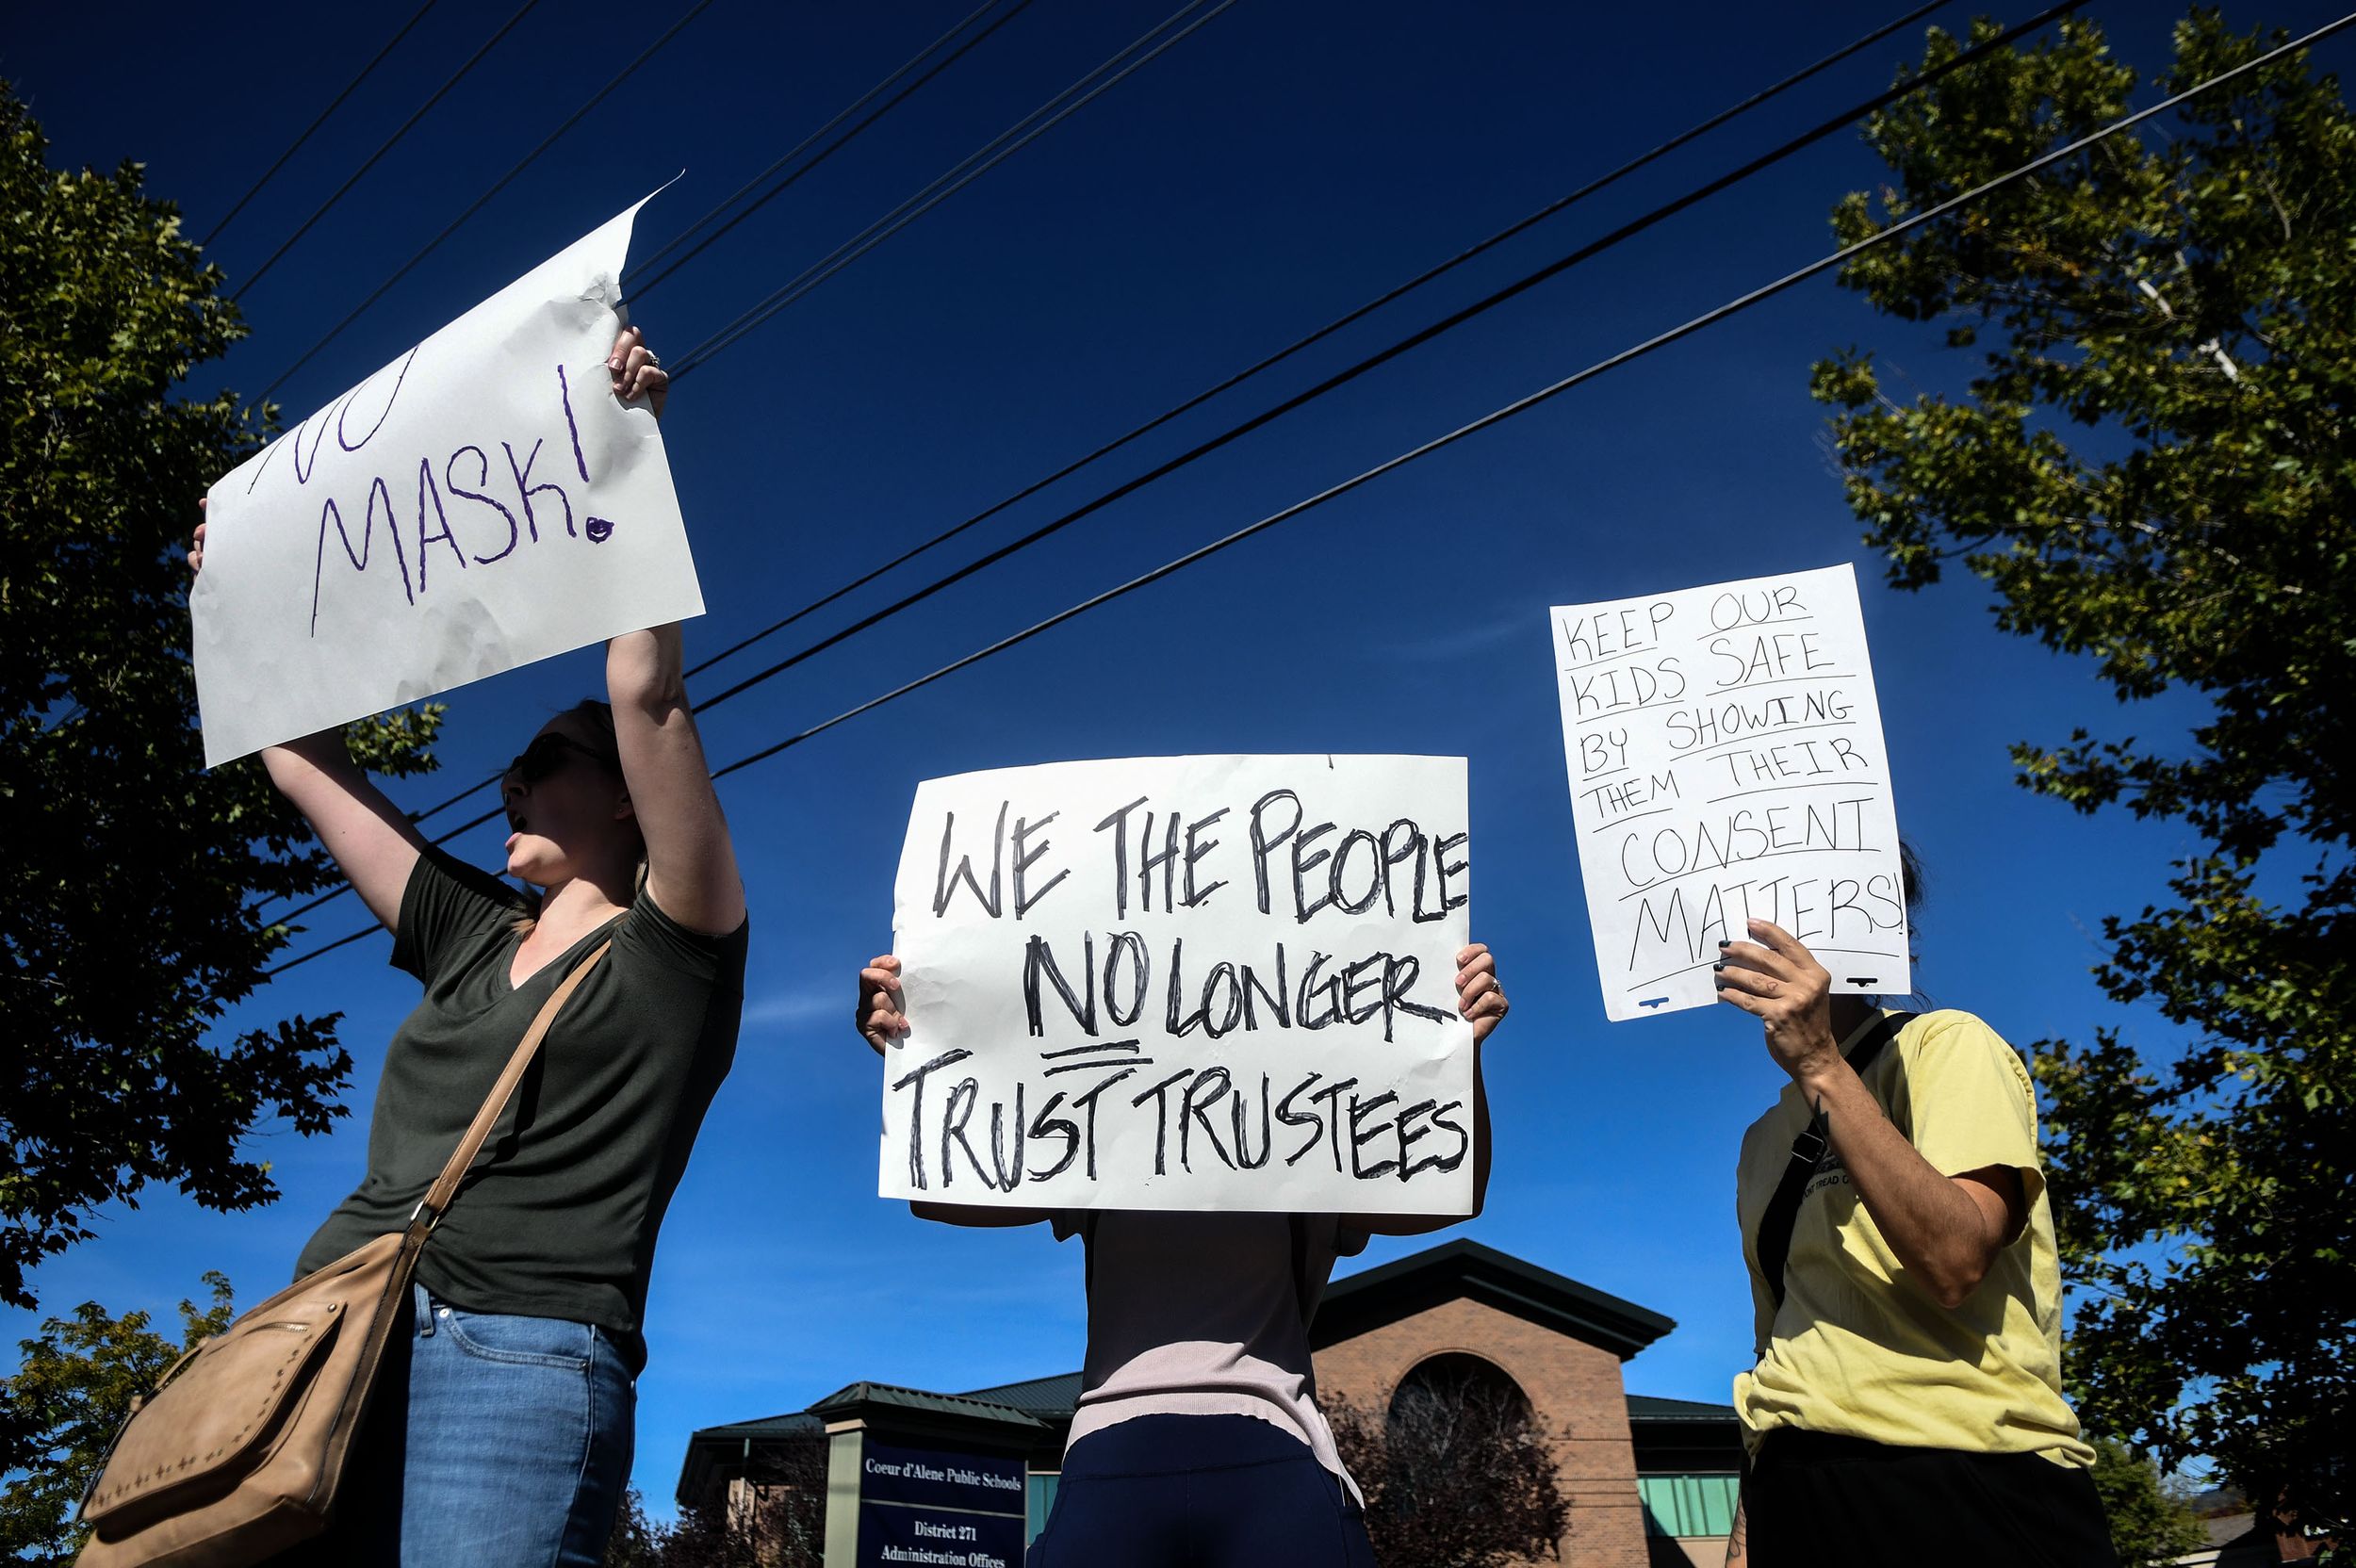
75,941,612,1568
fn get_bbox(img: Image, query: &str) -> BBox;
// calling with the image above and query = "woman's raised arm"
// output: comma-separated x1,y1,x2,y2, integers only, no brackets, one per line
599,328,744,936
607,622,742,935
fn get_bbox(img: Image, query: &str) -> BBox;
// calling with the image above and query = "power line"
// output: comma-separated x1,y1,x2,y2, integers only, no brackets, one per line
254,1,716,403
675,0,1962,680
258,0,1235,918
254,0,2053,927
201,1,442,249
651,11,2356,777
666,0,1240,375
251,1,1025,923
232,0,541,302
676,0,2086,708
626,0,1038,300
267,2,2353,976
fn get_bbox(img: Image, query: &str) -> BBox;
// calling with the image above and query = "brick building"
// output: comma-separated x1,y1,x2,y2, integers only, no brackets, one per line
677,1238,1742,1568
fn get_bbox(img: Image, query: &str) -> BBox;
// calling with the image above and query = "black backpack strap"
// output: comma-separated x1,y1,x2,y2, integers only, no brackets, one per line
1288,1214,1316,1327
1754,1011,1915,1312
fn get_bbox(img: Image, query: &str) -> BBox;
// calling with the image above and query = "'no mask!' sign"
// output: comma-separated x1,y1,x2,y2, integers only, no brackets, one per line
884,756,1477,1215
190,191,704,767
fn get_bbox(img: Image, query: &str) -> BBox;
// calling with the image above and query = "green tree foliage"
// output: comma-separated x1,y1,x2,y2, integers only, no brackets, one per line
1809,11,2353,1523
601,1488,666,1568
604,1441,827,1568
2088,1436,2209,1568
0,1273,236,1565
0,80,440,1314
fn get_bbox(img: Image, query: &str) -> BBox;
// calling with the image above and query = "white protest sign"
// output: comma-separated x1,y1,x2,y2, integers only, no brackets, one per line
884,756,1475,1214
1551,563,1910,1021
190,191,703,767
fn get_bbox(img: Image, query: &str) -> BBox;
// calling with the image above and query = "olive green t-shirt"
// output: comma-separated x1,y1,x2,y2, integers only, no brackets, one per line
295,849,746,1348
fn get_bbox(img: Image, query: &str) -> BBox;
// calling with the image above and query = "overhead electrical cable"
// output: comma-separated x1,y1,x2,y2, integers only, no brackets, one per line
255,1,717,403
625,0,1038,299
201,0,443,248
255,0,2066,929
623,13,2356,781
673,0,1962,680
259,0,1238,918
232,0,541,301
264,0,2339,978
670,0,2086,713
665,0,1241,375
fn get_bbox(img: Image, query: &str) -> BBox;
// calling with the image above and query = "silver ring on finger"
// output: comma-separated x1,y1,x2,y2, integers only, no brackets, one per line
644,352,661,368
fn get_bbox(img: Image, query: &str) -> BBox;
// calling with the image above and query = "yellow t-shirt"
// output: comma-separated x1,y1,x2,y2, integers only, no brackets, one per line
1731,1008,2094,1467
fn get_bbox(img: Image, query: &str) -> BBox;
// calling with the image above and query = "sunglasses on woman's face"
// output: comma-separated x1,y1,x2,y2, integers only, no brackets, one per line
503,732,612,789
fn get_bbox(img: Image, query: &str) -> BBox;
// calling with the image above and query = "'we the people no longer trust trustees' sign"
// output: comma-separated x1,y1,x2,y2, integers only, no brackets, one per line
885,756,1475,1215
189,191,704,767
1552,564,1911,1021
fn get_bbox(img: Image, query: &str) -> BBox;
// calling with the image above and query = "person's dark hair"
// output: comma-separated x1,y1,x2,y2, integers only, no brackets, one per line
1878,838,1929,1010
509,698,646,933
1897,839,1926,913
559,698,625,772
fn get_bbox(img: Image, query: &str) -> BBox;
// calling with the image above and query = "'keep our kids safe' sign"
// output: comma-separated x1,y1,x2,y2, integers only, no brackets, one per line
1552,564,1911,1021
189,191,704,767
884,756,1476,1215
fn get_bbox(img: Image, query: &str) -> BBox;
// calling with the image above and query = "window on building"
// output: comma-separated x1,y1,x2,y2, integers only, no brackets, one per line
1637,1473,1741,1538
1387,1353,1534,1439
1026,1471,1058,1544
1381,1353,1546,1505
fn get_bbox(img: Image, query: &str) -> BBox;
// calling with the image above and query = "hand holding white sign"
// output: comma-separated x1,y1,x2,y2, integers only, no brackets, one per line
189,192,703,767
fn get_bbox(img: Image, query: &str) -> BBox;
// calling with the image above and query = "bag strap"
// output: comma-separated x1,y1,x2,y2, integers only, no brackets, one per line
1755,1009,1915,1312
402,939,612,1241
1288,1214,1315,1327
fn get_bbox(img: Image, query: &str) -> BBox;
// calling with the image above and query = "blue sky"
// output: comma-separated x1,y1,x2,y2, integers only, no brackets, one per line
8,0,2323,1516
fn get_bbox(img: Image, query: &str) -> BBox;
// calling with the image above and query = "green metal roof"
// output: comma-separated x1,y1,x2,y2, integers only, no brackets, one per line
805,1380,1051,1429
957,1370,1083,1417
1626,1394,1738,1421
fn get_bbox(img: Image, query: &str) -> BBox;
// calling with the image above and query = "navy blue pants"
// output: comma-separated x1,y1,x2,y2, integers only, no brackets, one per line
1032,1415,1376,1568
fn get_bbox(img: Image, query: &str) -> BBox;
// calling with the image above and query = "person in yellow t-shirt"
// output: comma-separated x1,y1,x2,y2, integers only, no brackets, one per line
1714,913,2116,1568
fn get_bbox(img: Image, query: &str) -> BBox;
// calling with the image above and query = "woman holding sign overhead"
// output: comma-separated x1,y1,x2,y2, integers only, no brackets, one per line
855,943,1504,1568
188,330,747,1568
1714,876,2114,1568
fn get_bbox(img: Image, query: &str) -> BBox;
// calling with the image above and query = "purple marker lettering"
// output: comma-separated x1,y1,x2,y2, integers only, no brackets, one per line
556,364,591,483
502,438,574,540
310,478,415,637
337,347,419,453
413,457,465,592
290,406,335,485
584,516,613,543
448,446,520,564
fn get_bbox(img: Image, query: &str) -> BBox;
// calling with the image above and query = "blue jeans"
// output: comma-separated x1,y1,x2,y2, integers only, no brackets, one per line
276,1283,636,1567
1031,1414,1376,1568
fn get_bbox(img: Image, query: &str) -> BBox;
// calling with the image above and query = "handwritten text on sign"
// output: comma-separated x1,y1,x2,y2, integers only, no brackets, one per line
1551,564,1910,1021
189,191,704,767
885,756,1475,1214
